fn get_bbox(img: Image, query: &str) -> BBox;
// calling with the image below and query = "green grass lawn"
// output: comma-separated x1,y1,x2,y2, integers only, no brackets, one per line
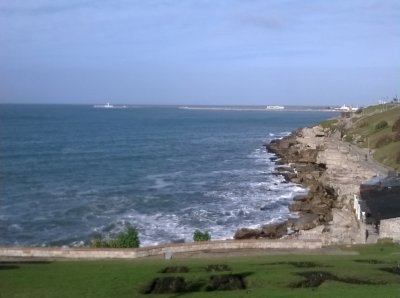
1,243,399,298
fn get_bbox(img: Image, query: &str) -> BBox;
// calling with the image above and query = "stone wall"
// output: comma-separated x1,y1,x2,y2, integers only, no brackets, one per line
0,239,322,259
379,217,400,241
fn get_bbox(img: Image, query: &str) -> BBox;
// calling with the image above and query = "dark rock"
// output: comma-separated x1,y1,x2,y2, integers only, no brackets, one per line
234,228,260,239
260,223,287,239
293,195,309,202
291,213,320,230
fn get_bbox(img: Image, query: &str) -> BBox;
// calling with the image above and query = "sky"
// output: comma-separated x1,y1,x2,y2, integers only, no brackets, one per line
0,0,399,106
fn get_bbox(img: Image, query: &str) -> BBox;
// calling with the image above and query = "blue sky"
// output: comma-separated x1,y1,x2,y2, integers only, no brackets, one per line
0,0,399,105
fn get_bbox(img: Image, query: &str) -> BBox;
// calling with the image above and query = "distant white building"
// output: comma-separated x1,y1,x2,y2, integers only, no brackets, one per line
335,104,359,112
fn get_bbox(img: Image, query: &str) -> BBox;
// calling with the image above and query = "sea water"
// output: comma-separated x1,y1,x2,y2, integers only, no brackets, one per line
0,105,335,246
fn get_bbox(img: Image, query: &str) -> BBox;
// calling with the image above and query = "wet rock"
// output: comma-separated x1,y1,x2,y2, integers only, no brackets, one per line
293,194,309,202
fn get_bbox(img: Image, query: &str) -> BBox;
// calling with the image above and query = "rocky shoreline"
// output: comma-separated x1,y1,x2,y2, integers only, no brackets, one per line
234,123,386,244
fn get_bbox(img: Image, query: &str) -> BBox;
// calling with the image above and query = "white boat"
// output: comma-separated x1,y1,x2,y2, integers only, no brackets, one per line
93,102,128,109
94,102,114,108
266,105,285,110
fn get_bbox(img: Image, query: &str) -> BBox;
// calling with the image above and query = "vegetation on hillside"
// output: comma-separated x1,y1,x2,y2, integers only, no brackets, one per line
339,104,400,170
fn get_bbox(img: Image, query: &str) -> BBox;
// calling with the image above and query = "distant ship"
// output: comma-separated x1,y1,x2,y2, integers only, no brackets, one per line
94,102,114,108
93,102,127,109
266,105,285,110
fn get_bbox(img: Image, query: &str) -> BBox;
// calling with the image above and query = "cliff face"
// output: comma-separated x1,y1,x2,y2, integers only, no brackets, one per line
235,124,385,245
267,127,336,228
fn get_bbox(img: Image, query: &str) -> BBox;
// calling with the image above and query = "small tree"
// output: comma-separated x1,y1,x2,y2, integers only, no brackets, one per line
375,120,388,131
392,118,400,132
193,229,211,241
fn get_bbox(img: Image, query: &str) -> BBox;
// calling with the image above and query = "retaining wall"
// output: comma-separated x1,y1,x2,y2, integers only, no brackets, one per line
0,239,322,259
379,217,400,241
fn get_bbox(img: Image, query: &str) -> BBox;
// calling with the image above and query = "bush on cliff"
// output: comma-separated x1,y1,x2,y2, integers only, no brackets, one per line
375,135,393,149
90,226,140,248
396,151,400,164
392,117,400,132
319,119,338,131
193,229,211,241
375,120,388,131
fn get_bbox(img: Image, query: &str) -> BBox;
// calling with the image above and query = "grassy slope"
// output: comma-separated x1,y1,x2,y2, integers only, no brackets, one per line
1,243,399,298
344,104,400,170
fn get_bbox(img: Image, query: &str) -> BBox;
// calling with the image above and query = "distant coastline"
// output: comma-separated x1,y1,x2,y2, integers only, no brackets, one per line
178,106,338,112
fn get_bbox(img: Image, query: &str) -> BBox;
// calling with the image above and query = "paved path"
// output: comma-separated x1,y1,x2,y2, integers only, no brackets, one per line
347,141,390,176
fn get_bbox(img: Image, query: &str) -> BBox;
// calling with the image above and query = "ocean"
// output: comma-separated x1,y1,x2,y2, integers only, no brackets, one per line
0,105,335,246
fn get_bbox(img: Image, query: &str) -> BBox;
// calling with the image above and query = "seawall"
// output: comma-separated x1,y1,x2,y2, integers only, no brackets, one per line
0,239,322,259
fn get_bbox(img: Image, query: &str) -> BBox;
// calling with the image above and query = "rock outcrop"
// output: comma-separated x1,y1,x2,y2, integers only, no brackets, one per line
234,123,387,244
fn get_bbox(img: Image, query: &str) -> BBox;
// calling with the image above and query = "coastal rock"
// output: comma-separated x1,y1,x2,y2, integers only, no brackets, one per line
260,223,288,239
234,228,260,240
237,120,379,243
263,126,337,234
291,214,320,231
293,195,309,202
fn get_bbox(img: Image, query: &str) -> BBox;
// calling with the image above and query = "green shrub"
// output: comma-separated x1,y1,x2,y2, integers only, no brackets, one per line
375,135,393,149
392,118,400,132
319,119,338,130
396,151,400,164
90,226,140,248
375,120,388,131
344,134,353,142
90,238,108,248
357,121,368,128
193,229,211,241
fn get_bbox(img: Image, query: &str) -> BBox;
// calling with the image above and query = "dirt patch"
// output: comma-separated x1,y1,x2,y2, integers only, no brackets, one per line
290,271,384,288
141,276,187,294
159,266,189,273
380,267,400,275
353,259,385,264
206,274,246,291
206,264,232,272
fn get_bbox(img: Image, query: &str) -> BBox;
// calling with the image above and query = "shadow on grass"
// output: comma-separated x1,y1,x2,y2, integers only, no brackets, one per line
0,260,52,270
159,266,189,273
266,261,330,268
353,259,385,264
0,265,20,270
140,272,253,295
380,267,400,275
289,271,386,288
205,264,232,272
